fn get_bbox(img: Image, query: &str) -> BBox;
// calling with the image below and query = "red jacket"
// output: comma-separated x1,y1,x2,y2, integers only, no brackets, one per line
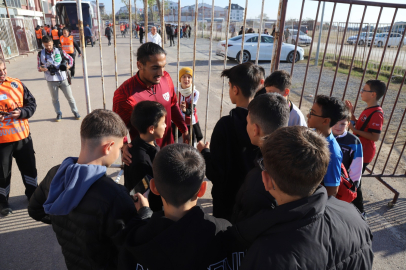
113,72,187,147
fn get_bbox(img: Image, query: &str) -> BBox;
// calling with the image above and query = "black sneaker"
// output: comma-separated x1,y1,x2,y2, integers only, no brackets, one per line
0,202,12,216
56,114,62,122
74,112,81,120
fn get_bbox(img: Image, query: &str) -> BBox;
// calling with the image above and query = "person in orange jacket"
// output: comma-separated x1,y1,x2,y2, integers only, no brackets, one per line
59,28,82,78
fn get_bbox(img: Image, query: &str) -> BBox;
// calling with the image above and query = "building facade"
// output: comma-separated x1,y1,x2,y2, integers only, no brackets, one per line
1,0,61,25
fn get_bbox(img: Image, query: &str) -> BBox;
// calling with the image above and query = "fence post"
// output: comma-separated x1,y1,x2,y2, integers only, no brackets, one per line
271,0,288,73
315,1,325,66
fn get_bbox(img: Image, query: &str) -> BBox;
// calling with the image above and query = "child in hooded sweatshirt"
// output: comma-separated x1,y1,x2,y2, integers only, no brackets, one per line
172,67,203,143
28,110,147,270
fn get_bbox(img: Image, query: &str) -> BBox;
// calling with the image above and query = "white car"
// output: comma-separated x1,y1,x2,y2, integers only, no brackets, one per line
287,29,312,46
215,34,305,63
373,32,406,47
347,32,374,45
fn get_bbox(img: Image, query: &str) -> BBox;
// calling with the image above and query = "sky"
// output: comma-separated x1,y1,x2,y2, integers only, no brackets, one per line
101,0,406,24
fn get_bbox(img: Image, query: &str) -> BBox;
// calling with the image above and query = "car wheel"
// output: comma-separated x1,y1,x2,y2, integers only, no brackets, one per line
359,40,365,46
377,41,383,47
236,50,251,63
287,51,300,63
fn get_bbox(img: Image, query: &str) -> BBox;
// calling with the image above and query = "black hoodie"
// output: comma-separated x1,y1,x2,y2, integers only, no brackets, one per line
201,107,259,220
231,186,374,270
117,206,245,270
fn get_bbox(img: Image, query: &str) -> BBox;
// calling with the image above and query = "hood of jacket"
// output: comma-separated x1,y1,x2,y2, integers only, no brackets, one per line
43,157,107,215
229,107,256,149
234,186,327,245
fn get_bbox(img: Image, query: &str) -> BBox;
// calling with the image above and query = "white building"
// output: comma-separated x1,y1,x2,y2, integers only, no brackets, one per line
228,3,244,21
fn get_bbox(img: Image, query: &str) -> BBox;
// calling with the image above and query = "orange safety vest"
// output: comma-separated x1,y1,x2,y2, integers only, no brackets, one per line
35,29,43,39
52,29,59,40
60,35,74,54
44,27,49,34
0,77,30,143
120,25,125,31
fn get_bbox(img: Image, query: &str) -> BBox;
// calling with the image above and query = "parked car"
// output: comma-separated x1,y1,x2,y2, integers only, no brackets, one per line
216,34,305,63
347,32,374,45
105,21,110,26
372,32,406,47
287,29,312,46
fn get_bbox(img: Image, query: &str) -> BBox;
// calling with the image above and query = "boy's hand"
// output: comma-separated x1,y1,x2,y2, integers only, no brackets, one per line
122,143,133,166
197,141,209,152
182,130,190,145
180,101,187,113
9,109,21,119
345,100,354,113
133,193,149,212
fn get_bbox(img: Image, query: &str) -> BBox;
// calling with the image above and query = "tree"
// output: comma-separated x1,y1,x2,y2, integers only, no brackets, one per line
256,13,270,20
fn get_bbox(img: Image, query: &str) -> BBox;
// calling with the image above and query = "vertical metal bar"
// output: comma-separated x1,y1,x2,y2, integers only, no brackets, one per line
219,0,232,118
161,0,165,49
382,105,406,174
145,0,148,42
353,7,383,110
315,1,325,65
204,0,215,142
342,5,367,100
76,0,91,114
271,0,288,73
371,67,406,174
329,4,352,96
112,0,118,89
96,0,106,109
375,8,397,79
190,0,199,145
380,25,406,106
290,0,305,76
239,0,249,64
129,0,133,77
393,132,406,175
298,0,321,108
255,0,265,65
313,2,337,102
175,0,181,143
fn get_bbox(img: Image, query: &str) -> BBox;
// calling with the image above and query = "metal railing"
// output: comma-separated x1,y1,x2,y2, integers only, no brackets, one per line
0,18,20,60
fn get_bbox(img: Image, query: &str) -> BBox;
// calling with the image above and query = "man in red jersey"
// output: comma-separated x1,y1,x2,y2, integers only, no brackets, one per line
113,42,189,165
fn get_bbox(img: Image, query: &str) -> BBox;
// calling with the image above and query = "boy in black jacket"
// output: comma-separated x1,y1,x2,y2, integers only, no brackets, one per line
118,144,245,270
124,101,166,211
197,62,263,221
28,110,141,270
232,93,289,223
232,126,373,269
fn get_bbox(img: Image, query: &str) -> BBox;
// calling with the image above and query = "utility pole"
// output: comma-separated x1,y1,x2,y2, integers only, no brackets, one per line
315,1,325,65
3,0,10,18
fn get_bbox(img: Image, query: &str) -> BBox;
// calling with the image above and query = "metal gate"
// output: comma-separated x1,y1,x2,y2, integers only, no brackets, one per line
0,18,20,60
277,0,406,205
23,18,38,52
11,18,37,55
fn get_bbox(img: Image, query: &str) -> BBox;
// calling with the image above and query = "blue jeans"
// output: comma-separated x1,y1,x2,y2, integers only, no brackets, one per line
47,79,79,115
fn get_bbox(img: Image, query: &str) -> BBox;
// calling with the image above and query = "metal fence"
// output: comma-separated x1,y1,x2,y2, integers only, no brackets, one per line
0,18,20,60
23,18,38,52
10,18,37,54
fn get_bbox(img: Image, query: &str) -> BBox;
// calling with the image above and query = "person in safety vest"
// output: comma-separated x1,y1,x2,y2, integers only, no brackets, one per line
59,27,82,78
51,26,61,48
35,25,43,49
38,35,80,122
0,59,38,216
120,23,126,38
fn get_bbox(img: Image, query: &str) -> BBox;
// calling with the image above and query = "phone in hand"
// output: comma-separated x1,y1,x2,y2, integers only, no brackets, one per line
350,120,355,126
130,175,152,198
0,111,10,116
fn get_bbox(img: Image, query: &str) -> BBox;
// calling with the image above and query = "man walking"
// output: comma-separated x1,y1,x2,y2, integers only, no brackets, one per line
38,35,80,122
139,26,144,44
0,59,38,216
84,24,93,47
105,24,113,46
169,24,175,46
147,26,162,46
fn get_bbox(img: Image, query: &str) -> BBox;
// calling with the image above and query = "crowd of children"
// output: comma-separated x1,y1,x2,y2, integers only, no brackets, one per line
24,52,384,268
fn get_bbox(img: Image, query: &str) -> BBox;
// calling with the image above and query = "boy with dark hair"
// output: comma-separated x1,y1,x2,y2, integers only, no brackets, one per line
332,106,363,188
307,95,344,197
118,144,244,269
124,101,166,211
197,62,263,220
28,109,138,270
232,93,290,223
264,70,307,127
232,126,373,269
345,79,385,216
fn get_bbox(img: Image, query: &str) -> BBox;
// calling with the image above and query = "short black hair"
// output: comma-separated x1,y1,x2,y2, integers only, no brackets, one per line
248,93,289,134
81,109,127,141
221,62,263,99
314,95,347,127
42,35,52,43
264,70,292,92
137,42,167,65
153,144,205,208
366,80,386,101
131,101,167,134
62,27,70,33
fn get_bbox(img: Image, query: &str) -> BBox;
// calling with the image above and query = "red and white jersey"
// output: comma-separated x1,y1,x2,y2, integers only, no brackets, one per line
175,87,199,125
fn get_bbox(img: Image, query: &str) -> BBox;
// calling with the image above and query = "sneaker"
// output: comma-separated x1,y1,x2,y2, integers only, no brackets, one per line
74,112,81,120
0,202,12,216
56,114,62,122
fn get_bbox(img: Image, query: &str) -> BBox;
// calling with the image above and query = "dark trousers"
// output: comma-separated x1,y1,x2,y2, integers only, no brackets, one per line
85,36,93,47
169,35,175,46
68,53,76,77
106,35,111,45
139,34,143,43
0,136,37,203
352,163,369,213
53,39,60,48
36,39,42,49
